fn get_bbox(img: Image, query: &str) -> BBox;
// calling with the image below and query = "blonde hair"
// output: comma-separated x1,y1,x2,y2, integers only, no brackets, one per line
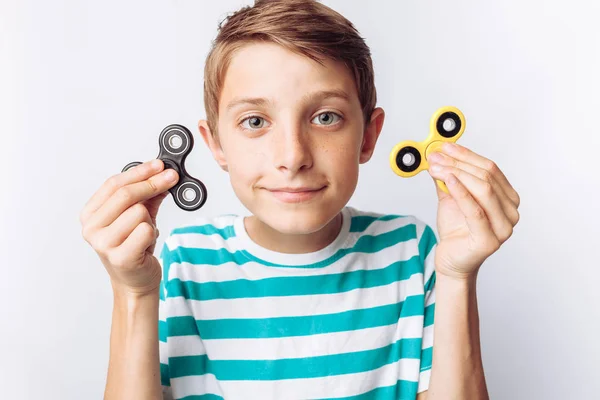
203,0,377,137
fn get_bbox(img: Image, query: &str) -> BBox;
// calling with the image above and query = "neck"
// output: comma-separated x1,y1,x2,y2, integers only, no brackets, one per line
244,211,343,254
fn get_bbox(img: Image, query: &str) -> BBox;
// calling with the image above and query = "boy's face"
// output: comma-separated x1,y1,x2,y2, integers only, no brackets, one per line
199,42,384,236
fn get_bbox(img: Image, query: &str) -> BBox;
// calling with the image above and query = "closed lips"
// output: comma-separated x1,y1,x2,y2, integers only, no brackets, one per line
269,187,325,192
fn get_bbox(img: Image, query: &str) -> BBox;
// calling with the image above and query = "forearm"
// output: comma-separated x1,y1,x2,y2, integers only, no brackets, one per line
426,272,489,399
105,285,162,400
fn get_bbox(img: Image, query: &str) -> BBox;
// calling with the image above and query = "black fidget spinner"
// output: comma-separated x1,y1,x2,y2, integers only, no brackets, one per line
122,124,208,211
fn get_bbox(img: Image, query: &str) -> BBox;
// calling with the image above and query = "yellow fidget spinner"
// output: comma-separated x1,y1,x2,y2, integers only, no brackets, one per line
389,106,466,194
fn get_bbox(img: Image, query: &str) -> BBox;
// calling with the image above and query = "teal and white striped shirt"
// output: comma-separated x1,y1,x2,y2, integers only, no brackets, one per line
158,206,438,400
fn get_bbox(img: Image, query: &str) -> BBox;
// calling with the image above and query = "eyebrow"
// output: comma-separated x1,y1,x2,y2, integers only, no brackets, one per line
225,89,352,113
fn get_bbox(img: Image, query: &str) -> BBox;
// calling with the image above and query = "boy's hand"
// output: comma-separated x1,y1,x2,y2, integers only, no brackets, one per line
426,143,521,281
80,159,179,296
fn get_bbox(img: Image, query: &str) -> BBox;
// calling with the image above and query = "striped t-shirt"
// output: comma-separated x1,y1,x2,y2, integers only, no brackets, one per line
158,205,438,400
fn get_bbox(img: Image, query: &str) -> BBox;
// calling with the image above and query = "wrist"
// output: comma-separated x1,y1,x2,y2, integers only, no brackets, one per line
436,268,479,287
111,280,160,304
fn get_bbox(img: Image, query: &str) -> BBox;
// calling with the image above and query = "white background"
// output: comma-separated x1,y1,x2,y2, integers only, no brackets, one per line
1,0,599,398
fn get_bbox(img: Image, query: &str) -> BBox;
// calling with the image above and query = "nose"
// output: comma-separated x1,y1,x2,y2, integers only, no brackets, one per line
272,121,313,173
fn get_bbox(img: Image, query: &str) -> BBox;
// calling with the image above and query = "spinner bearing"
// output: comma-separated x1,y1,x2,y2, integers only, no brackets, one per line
389,106,466,193
122,124,208,211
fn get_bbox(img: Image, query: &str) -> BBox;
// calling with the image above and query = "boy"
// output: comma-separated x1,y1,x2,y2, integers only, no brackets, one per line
80,0,520,399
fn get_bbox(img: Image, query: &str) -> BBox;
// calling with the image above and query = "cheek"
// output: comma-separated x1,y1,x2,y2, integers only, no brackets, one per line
224,142,262,186
320,141,360,181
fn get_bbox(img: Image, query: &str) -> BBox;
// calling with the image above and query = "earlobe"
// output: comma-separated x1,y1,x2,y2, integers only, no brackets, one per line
198,119,229,172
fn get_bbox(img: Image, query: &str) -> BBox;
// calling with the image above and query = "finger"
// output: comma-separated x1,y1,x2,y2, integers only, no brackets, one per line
109,221,156,270
80,159,164,225
427,152,520,226
429,164,513,244
430,174,452,200
87,167,179,230
440,143,520,208
143,190,171,226
101,202,156,249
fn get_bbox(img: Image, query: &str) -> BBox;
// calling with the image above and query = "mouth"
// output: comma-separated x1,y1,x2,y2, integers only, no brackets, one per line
265,186,327,203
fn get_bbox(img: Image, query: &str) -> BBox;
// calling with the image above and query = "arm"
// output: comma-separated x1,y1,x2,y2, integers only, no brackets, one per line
104,285,162,400
417,138,520,399
420,272,488,400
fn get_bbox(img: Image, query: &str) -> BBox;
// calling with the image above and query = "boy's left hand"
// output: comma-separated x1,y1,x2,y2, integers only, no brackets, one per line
426,142,521,281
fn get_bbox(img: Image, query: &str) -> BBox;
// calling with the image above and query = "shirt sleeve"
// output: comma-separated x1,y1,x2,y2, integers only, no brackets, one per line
158,237,174,399
416,221,438,393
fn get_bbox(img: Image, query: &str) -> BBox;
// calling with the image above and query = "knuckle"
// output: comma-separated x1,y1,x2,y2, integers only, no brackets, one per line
489,238,501,253
117,186,135,203
485,160,497,172
138,222,155,241
480,234,500,253
132,203,149,220
513,209,520,225
480,181,494,197
498,222,513,243
107,174,121,191
481,169,493,184
457,188,471,201
473,206,487,220
146,176,160,193
94,234,111,254
142,221,155,235
81,224,91,242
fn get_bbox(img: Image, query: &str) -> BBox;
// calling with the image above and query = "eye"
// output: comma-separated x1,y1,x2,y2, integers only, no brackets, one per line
239,116,270,131
312,111,342,126
239,111,343,132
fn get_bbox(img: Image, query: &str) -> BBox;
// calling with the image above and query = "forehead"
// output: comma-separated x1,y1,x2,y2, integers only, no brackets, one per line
219,42,359,111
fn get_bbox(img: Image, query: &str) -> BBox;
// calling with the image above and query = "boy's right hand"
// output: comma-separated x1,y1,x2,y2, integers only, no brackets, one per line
80,159,179,297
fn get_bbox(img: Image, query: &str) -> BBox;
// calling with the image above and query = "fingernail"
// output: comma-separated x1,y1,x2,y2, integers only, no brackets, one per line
443,142,457,152
151,159,161,169
430,164,443,173
428,152,442,163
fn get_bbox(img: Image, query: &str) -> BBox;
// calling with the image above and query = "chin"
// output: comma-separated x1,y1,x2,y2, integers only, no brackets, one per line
235,184,352,235
269,205,337,234
250,197,341,235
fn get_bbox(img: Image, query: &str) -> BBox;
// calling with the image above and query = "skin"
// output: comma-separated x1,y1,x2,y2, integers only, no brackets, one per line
89,38,519,399
198,42,385,254
197,41,521,399
88,31,518,398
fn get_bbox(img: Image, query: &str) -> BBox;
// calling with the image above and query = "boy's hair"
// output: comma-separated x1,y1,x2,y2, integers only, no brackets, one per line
203,0,377,138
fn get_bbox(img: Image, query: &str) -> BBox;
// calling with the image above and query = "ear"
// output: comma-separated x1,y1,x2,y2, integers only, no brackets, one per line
198,119,228,172
359,107,385,164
